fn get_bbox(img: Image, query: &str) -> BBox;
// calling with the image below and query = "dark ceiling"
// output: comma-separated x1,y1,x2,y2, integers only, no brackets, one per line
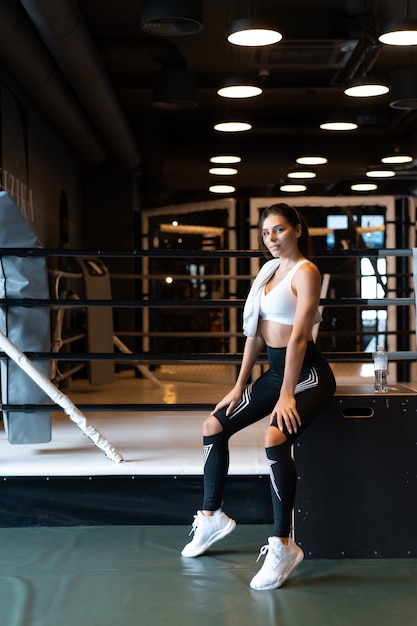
2,0,417,206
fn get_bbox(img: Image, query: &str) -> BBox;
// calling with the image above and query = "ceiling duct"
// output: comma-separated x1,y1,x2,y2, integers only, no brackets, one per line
0,0,107,165
20,0,141,169
141,0,203,36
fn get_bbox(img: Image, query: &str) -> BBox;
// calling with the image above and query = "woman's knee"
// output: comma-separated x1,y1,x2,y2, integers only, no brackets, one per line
265,425,287,447
203,414,223,437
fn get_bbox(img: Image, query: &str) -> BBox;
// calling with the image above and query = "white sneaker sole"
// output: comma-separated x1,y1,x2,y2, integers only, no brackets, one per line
181,518,236,557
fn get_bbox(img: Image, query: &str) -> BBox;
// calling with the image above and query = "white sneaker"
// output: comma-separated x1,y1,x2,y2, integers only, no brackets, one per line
181,509,236,557
250,537,304,590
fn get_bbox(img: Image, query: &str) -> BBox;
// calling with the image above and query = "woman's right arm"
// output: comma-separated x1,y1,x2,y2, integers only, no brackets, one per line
211,329,265,416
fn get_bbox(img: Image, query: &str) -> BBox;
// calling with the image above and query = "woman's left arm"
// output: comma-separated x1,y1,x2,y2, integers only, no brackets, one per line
272,263,321,434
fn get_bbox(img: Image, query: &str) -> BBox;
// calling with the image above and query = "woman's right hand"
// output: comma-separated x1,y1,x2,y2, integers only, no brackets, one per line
211,385,244,417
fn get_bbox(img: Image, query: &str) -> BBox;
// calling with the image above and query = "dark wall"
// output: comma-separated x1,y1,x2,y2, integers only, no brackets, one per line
1,85,83,248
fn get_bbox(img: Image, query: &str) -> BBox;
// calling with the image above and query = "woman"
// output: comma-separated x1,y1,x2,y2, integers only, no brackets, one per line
181,203,336,591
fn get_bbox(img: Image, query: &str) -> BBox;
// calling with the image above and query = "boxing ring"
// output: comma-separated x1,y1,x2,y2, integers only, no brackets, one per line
0,193,417,558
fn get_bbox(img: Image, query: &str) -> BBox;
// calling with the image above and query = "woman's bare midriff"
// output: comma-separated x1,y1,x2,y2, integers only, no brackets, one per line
260,319,313,349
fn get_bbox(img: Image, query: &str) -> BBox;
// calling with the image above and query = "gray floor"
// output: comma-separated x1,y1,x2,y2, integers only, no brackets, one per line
1,368,416,625
1,524,416,626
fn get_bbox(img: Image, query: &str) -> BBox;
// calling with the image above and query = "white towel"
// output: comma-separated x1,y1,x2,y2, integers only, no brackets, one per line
242,258,280,338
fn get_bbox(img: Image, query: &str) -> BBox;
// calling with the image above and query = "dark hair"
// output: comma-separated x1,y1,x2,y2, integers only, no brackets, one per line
258,203,312,260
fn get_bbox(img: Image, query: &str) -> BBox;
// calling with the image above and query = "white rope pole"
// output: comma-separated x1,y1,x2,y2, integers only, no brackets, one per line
0,331,124,463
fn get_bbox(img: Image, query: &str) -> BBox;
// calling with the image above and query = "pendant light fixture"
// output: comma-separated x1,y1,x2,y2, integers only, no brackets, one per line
381,153,413,164
217,78,262,99
320,121,358,131
344,77,389,98
296,156,328,165
390,68,417,109
227,18,282,46
210,155,242,164
378,19,417,45
209,167,238,175
226,0,282,46
287,170,316,179
280,184,307,193
344,8,389,98
209,184,236,194
214,120,252,132
378,0,417,45
351,182,378,191
366,168,395,178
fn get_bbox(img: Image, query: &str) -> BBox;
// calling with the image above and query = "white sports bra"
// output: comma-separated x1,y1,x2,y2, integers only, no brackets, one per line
259,259,322,326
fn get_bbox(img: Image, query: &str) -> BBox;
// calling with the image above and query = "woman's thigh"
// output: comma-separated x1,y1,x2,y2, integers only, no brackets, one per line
213,371,281,437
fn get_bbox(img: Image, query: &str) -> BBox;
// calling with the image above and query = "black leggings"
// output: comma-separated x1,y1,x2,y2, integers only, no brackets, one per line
202,341,336,536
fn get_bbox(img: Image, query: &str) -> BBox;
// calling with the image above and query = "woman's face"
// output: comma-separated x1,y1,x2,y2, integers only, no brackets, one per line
261,213,301,258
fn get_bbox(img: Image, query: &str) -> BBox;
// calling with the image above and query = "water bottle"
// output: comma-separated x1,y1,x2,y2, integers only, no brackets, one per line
374,345,388,393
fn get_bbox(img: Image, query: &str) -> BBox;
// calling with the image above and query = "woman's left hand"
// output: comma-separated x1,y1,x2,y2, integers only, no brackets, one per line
271,393,301,434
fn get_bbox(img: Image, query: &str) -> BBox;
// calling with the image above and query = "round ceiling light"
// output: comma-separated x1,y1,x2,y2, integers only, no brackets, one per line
366,168,395,178
381,154,413,164
217,80,262,98
210,155,242,164
214,121,252,132
320,121,358,131
280,184,307,193
209,167,238,175
287,170,316,179
209,184,235,194
344,77,389,98
378,20,417,46
227,18,282,46
351,182,378,191
296,156,328,165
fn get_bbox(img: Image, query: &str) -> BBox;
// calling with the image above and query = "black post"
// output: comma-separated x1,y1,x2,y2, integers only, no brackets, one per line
395,197,411,382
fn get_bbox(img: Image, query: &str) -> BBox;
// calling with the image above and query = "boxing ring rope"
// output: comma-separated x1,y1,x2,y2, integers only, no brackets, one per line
0,246,415,417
